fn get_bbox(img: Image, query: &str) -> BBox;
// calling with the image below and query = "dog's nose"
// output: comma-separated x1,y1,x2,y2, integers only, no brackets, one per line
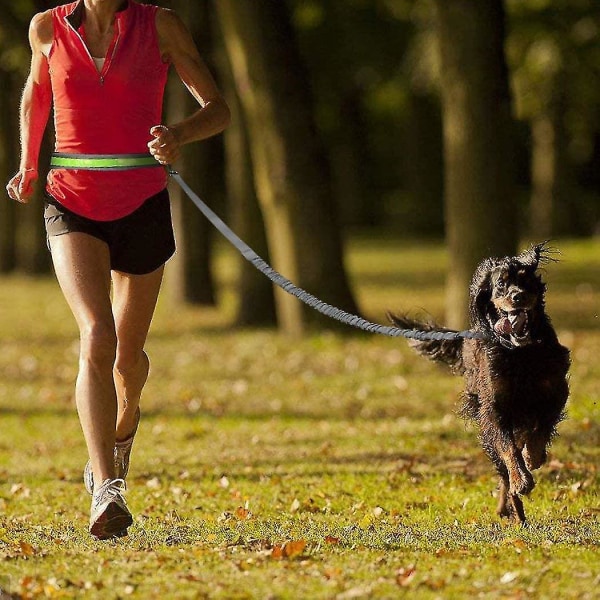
510,290,525,304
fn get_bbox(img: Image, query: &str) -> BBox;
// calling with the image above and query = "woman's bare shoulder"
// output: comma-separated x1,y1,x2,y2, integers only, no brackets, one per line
29,10,54,51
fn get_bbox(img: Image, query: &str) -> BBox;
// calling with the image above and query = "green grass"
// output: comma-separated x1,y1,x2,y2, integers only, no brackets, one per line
0,237,598,599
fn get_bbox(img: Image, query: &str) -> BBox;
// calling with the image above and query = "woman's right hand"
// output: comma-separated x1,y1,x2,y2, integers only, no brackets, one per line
6,168,38,203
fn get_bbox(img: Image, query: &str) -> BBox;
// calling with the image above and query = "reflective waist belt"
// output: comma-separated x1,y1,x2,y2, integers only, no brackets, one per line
50,153,161,170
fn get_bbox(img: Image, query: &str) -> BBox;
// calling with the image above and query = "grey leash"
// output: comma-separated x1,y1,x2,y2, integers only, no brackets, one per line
169,168,487,342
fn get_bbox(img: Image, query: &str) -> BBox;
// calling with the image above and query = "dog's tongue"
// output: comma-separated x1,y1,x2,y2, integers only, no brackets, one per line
494,316,512,335
494,312,528,337
509,311,528,337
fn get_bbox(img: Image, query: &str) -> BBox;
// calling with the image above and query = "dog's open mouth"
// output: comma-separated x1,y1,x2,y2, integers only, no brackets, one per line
493,310,531,346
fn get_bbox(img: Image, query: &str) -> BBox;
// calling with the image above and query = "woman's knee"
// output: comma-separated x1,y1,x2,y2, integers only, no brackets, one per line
79,321,118,366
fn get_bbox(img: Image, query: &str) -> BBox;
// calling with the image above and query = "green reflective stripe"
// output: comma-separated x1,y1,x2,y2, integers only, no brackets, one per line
50,154,159,169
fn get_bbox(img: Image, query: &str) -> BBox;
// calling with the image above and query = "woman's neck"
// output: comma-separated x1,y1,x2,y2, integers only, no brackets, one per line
83,0,127,36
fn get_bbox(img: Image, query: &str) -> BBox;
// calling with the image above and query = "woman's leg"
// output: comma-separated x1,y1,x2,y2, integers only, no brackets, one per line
49,232,117,490
111,266,165,440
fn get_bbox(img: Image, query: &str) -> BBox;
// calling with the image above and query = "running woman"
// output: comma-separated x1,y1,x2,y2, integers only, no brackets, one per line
6,0,230,539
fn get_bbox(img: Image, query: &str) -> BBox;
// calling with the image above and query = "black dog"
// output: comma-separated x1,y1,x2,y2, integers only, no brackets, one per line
390,243,570,524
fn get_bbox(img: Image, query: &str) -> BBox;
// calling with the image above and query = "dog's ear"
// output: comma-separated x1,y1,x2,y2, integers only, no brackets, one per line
517,241,556,269
469,258,497,327
470,258,496,297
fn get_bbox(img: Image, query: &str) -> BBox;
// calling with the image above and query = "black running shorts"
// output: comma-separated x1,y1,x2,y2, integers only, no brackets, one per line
44,188,176,275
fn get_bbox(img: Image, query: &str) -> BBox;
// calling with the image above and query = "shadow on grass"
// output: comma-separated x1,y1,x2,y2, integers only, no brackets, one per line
0,404,457,422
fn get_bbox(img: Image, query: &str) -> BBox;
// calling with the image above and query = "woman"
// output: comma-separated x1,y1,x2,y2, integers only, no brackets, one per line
5,0,230,539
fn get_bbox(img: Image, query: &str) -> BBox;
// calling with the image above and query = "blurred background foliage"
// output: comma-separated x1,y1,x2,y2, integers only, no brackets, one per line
0,0,598,330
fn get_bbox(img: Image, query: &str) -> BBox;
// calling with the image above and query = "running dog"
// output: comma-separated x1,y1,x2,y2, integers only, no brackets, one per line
390,243,570,524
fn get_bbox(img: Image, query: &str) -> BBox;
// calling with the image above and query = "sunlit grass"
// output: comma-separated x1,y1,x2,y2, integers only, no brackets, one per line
0,237,598,599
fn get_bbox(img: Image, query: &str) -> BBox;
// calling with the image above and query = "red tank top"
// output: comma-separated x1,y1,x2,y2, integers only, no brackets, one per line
46,0,169,220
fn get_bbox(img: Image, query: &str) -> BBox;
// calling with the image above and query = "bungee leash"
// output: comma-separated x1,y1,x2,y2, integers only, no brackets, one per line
49,152,487,342
167,167,488,342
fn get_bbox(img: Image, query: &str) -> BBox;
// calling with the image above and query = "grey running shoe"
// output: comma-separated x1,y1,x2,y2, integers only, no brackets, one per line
89,478,133,540
84,408,140,495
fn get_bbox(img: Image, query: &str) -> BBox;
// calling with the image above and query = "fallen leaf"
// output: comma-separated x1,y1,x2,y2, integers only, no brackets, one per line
424,578,446,590
180,574,203,582
235,506,252,520
19,541,36,557
501,538,527,553
217,511,234,523
272,539,307,559
500,571,518,584
235,559,253,571
396,565,416,587
146,477,161,490
570,481,583,493
359,514,373,529
324,567,343,580
10,484,30,498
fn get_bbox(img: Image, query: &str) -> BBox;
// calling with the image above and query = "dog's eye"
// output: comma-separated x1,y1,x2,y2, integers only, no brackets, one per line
495,272,508,288
493,281,507,295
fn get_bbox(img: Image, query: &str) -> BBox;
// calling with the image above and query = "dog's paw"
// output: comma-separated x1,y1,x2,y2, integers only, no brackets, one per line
509,494,527,525
496,494,527,524
523,444,547,471
509,468,535,496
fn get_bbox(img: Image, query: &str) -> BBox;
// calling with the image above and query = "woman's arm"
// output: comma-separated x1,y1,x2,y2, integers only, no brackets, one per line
6,11,53,203
148,9,231,165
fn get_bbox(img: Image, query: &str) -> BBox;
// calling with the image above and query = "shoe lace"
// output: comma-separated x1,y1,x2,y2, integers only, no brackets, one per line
94,478,127,507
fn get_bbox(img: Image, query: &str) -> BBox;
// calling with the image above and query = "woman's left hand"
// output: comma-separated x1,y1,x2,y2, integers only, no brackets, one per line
148,125,181,165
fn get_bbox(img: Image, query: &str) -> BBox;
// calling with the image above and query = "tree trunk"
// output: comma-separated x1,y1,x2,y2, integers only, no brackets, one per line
216,0,359,336
529,72,571,239
331,87,373,226
402,91,444,235
435,0,518,328
166,0,217,305
220,48,276,326
167,74,218,306
0,70,17,273
530,116,558,239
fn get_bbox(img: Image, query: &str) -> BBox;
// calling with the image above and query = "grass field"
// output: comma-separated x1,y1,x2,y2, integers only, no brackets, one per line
0,237,598,599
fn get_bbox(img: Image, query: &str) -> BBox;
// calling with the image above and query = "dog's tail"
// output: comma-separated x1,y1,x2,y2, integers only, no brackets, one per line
387,313,464,373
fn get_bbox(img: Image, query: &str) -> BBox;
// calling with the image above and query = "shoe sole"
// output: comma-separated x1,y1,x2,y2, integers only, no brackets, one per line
90,501,133,540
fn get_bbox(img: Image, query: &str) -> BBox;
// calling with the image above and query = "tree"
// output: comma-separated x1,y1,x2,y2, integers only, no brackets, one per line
219,45,276,327
508,0,600,238
0,70,18,273
166,0,219,305
216,0,359,336
529,71,570,239
434,0,518,328
0,1,52,274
